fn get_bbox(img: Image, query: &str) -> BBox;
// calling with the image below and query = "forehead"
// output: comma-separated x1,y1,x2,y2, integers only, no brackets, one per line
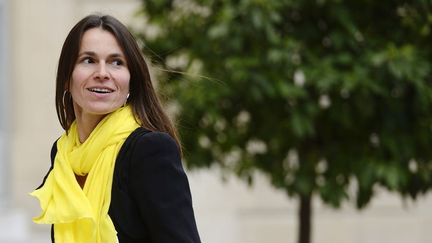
79,28,123,53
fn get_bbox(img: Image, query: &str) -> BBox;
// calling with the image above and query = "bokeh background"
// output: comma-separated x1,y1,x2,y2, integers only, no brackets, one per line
1,0,431,242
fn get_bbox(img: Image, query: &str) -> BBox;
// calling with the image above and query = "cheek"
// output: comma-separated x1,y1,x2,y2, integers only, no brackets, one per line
70,68,85,89
119,72,130,93
69,74,81,97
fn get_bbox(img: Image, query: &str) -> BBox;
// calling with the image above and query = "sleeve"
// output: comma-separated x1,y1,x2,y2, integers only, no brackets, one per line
129,131,201,243
36,141,57,190
33,141,57,242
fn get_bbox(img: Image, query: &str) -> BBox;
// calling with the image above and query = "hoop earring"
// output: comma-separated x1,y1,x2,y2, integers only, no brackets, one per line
62,90,71,118
123,93,129,107
62,91,68,108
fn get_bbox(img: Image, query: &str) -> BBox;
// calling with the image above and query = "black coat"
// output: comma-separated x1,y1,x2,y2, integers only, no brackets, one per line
39,127,201,243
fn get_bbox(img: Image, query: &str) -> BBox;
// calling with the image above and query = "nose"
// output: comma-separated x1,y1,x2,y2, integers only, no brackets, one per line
95,62,109,80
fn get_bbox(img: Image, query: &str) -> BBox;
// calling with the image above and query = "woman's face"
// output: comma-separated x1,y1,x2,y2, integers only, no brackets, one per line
70,27,130,120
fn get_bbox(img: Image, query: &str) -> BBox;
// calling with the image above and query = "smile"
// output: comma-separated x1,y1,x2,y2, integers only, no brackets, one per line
87,87,114,94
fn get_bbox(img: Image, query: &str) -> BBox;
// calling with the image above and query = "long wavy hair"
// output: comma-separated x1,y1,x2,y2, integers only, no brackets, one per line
55,14,180,147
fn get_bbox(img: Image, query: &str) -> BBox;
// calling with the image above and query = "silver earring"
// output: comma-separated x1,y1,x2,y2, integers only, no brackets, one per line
62,90,69,108
62,90,70,118
123,93,130,107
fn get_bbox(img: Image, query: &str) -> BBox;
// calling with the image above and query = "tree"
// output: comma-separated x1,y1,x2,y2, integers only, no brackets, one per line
136,1,432,242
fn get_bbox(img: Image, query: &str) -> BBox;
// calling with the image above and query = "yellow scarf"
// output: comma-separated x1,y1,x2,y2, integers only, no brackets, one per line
31,106,139,243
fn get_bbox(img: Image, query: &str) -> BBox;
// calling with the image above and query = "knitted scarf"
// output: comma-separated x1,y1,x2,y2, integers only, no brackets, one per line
31,106,139,243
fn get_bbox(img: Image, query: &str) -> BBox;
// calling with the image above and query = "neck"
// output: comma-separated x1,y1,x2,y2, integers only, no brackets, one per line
74,110,105,143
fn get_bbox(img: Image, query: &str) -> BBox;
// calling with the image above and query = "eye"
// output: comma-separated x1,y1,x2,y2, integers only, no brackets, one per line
111,59,125,66
80,57,94,64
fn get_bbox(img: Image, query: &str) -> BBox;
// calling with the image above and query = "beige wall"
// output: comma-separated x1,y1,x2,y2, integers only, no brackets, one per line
7,0,432,243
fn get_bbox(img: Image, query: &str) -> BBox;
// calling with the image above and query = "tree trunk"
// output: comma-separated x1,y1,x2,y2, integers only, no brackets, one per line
298,194,312,243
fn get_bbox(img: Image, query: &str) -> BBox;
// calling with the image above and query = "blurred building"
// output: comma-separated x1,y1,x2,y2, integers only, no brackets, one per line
1,0,431,242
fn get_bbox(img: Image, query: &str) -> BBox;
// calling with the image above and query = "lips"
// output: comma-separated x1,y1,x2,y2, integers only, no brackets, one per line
87,87,114,94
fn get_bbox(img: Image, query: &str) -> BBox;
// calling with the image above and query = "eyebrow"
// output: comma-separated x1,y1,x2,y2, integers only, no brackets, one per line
78,51,126,59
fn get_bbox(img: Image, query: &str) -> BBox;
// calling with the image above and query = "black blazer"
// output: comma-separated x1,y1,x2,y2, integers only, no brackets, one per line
39,127,201,243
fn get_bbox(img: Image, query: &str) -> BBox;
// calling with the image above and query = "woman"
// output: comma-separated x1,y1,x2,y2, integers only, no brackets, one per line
31,14,201,243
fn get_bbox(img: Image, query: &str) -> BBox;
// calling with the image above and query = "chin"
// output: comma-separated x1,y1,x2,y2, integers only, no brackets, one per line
87,104,123,115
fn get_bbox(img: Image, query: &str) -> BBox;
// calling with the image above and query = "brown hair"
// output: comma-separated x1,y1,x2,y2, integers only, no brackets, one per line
55,14,180,147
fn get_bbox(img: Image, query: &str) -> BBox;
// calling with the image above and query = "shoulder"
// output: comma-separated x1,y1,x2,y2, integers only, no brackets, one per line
122,127,181,167
128,127,179,153
137,129,178,152
126,128,187,192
